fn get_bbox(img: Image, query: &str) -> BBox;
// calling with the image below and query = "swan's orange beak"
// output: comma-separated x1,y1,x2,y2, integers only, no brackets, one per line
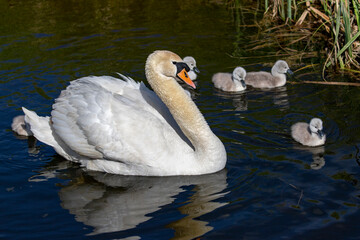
177,69,196,89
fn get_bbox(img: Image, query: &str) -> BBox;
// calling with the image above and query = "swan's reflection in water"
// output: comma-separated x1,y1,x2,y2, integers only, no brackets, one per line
34,158,229,238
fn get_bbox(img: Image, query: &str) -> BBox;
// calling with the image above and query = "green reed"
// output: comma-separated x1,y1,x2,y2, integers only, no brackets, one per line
287,0,292,20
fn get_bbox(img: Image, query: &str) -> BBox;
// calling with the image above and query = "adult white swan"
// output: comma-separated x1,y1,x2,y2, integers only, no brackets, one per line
19,50,227,176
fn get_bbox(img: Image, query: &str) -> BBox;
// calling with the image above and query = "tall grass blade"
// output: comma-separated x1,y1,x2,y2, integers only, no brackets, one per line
280,0,285,20
321,0,331,15
341,0,352,57
337,30,360,58
287,0,292,20
352,0,360,27
334,0,341,66
334,2,340,46
292,0,297,19
326,30,360,67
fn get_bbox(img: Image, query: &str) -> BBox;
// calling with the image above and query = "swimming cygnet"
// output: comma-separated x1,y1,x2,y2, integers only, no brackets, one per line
245,60,293,88
11,115,32,136
212,67,247,92
183,56,200,80
291,118,326,147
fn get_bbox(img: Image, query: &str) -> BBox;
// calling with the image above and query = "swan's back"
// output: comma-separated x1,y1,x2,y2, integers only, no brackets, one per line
212,72,233,91
245,60,291,88
245,71,276,88
291,122,311,145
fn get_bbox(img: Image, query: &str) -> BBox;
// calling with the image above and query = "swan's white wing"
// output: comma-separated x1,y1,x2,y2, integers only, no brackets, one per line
51,76,192,166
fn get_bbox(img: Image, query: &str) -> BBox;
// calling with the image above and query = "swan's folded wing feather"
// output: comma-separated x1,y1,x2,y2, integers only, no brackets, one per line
51,76,185,165
52,84,105,159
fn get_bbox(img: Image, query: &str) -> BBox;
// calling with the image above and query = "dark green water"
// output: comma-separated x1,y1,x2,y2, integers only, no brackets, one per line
1,0,360,239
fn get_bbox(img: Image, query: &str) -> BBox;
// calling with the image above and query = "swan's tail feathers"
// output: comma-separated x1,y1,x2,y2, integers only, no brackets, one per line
11,115,33,136
22,107,57,148
22,107,80,162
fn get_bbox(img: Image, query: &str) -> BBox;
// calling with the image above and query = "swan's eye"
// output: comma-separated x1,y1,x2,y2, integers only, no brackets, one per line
172,61,177,65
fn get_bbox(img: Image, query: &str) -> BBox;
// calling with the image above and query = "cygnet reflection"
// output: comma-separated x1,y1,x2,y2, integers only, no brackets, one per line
293,145,326,170
57,168,228,237
213,90,248,111
270,86,290,110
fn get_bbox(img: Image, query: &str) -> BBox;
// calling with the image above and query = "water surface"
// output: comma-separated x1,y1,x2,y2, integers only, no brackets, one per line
1,1,360,239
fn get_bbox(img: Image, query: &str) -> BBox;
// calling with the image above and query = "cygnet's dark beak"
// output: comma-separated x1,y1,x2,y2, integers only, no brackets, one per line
287,69,294,75
317,130,324,139
241,79,246,88
194,66,200,74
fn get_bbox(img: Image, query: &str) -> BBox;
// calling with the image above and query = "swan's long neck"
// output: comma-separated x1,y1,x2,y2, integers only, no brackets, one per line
145,58,219,153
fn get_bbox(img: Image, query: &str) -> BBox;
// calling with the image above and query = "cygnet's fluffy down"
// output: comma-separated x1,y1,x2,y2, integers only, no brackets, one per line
183,56,200,80
212,67,247,92
11,115,32,136
245,60,293,88
291,118,326,147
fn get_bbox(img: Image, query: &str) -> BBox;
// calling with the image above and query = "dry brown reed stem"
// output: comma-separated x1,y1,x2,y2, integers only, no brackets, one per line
288,81,360,86
296,0,311,26
309,6,330,23
287,35,309,45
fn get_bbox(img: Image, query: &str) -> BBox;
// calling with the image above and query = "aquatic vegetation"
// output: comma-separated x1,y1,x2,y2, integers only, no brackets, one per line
229,0,360,74
270,0,360,71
